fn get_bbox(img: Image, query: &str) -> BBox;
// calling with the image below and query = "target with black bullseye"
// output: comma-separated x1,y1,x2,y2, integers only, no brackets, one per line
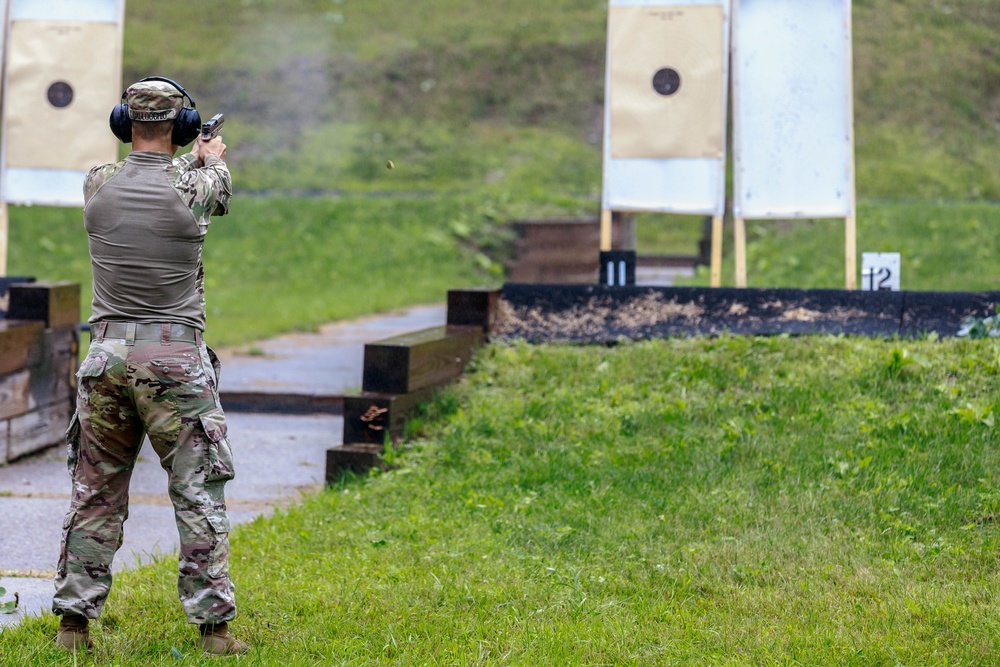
602,1,730,217
1,0,124,206
607,4,725,160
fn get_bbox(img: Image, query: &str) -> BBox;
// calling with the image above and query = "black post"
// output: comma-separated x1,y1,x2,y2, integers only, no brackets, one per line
599,251,636,287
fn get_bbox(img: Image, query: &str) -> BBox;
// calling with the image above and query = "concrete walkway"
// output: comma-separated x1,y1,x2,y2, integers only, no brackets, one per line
0,303,445,629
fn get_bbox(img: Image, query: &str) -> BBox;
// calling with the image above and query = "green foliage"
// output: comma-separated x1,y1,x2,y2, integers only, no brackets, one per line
0,587,17,615
959,306,1000,339
679,200,1000,290
4,336,1000,664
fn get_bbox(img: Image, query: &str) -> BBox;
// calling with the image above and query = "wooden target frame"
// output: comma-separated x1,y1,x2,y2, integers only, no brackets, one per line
601,0,857,289
600,0,731,288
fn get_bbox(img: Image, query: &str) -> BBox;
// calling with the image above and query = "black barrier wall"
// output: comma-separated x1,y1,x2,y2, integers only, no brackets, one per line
494,285,1000,342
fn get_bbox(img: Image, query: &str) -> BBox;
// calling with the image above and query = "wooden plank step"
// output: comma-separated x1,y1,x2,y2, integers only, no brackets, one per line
325,444,388,482
362,325,482,394
0,321,45,377
218,391,343,415
507,248,600,265
342,385,440,445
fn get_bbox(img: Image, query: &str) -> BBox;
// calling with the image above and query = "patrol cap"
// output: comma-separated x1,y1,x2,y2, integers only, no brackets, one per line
125,79,185,121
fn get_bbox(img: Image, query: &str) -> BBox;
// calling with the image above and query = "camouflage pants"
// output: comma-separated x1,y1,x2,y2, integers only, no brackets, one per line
53,325,237,624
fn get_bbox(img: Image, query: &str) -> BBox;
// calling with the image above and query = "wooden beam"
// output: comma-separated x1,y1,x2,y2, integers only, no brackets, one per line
734,217,747,288
0,320,45,376
362,325,482,394
710,215,723,288
447,288,500,333
217,391,343,415
8,281,80,328
7,400,72,461
325,444,388,483
342,385,440,445
600,209,613,252
0,371,31,421
845,215,857,290
26,325,77,409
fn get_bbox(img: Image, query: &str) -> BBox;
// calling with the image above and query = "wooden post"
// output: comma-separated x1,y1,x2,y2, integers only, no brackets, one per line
446,288,499,333
710,215,723,288
600,209,613,252
845,215,857,290
734,216,747,288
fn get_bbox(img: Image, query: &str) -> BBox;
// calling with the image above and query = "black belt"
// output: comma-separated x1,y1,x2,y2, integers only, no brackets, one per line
97,321,200,343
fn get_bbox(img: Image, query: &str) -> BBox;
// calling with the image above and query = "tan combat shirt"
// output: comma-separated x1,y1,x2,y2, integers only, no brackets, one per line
83,151,232,331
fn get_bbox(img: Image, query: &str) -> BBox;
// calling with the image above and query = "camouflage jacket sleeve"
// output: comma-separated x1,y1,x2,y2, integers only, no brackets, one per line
83,161,126,205
171,152,233,231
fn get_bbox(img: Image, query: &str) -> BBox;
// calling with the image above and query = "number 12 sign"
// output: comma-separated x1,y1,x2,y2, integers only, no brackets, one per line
861,252,900,292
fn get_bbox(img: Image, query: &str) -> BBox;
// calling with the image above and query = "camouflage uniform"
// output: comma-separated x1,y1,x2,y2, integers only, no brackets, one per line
53,80,237,625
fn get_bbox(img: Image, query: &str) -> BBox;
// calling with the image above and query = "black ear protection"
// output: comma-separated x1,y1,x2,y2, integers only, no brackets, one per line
109,76,201,146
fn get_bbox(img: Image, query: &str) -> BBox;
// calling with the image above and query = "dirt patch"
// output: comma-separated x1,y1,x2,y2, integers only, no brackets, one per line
494,292,706,341
488,284,953,342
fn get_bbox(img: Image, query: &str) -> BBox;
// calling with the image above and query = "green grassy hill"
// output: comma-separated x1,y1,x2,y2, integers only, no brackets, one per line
121,0,1000,200
9,1,1000,343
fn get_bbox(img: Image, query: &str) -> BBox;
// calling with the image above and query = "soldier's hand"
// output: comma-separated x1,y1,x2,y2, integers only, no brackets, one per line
193,135,227,165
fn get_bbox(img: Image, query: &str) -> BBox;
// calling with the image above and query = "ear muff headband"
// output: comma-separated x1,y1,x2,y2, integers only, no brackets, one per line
109,76,202,146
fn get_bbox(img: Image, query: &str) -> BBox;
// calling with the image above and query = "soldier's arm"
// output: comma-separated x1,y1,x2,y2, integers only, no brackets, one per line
175,141,233,220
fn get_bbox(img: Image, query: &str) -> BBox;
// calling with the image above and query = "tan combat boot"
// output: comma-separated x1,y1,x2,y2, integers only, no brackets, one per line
55,613,93,652
198,621,249,656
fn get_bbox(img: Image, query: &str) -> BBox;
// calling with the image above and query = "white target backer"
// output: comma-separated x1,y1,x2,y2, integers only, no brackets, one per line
732,0,855,219
0,0,124,206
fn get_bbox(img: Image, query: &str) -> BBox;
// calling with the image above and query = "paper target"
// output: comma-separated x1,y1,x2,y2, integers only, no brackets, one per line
608,4,725,160
601,0,730,216
1,0,124,206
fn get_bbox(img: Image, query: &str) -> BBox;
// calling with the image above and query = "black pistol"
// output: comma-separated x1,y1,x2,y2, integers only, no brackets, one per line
201,113,225,140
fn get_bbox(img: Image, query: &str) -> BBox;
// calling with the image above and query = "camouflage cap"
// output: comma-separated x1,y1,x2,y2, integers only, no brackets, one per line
125,79,185,121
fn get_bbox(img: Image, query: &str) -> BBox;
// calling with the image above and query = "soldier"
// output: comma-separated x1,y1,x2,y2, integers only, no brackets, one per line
52,77,247,656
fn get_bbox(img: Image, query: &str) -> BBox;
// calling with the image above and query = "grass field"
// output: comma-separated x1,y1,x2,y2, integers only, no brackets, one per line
8,194,510,346
2,2,1000,664
4,336,1000,664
